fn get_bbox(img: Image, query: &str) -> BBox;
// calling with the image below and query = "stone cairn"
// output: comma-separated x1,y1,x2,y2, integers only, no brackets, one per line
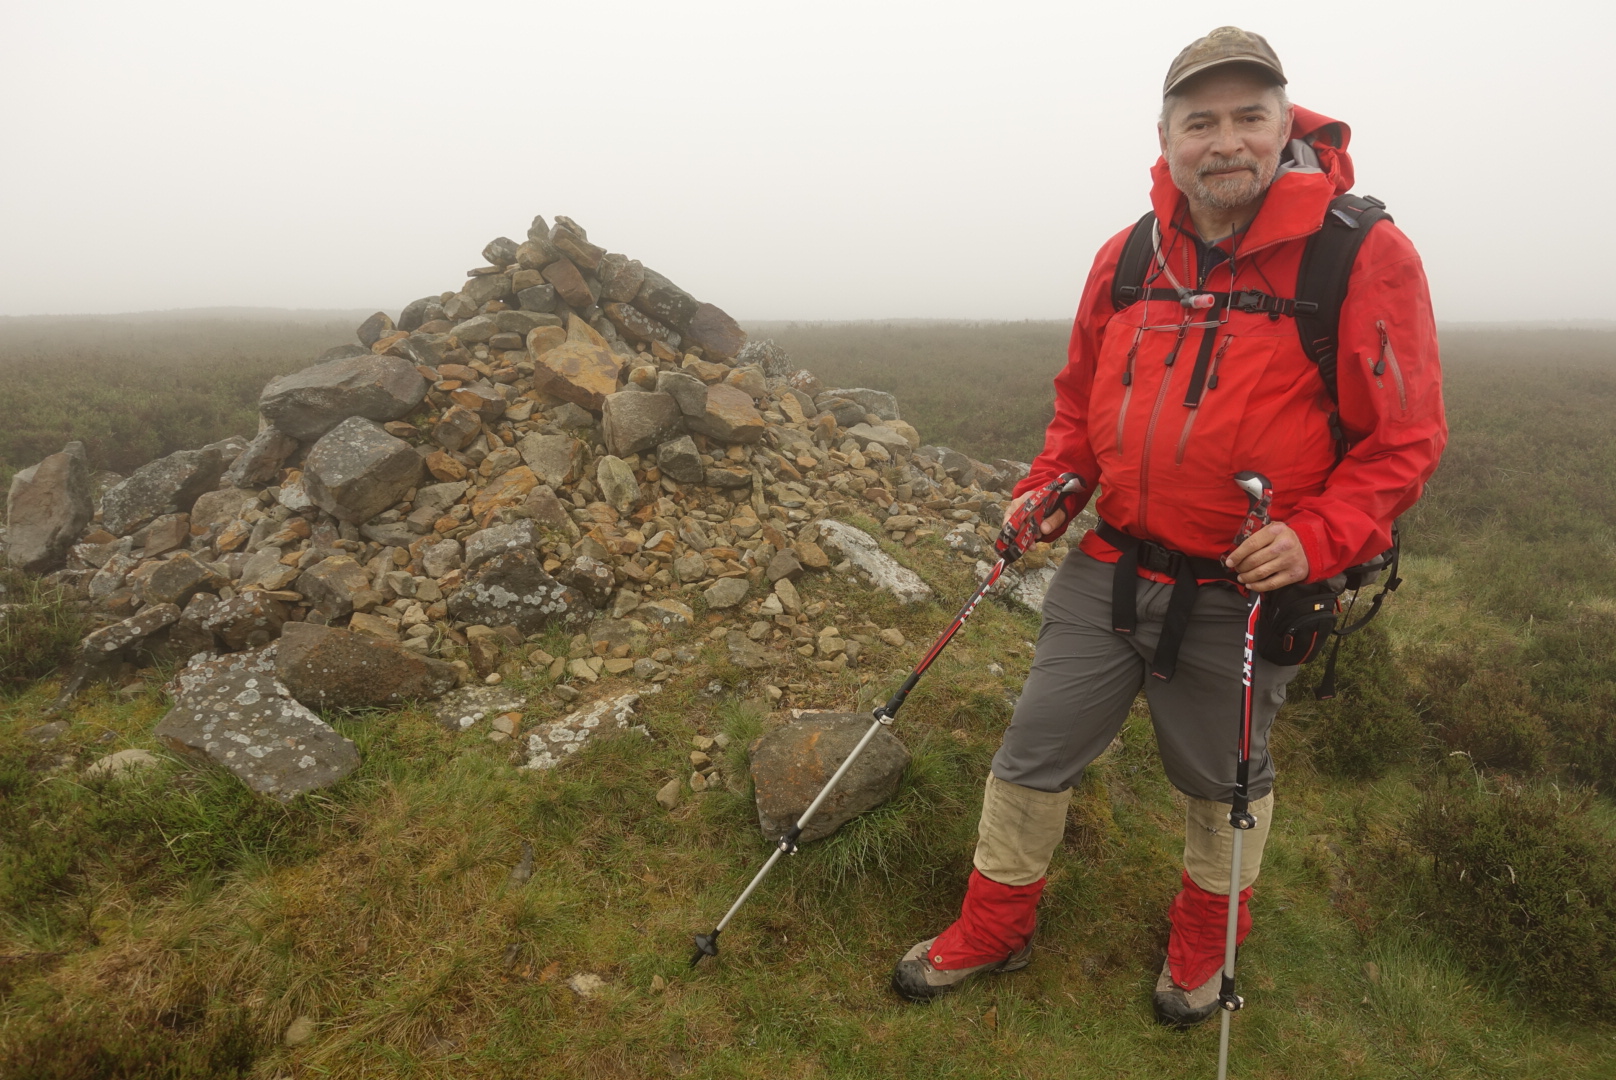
4,214,1075,805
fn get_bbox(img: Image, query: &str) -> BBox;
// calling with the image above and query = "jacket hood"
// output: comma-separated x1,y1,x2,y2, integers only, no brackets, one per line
1148,104,1355,251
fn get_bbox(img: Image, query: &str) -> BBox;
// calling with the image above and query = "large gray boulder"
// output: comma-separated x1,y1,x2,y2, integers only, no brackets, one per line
100,447,224,537
655,436,704,484
446,549,588,634
301,418,423,524
154,649,359,802
275,622,457,711
631,268,699,330
601,390,683,457
223,425,299,487
749,713,910,843
654,369,708,417
6,448,93,572
595,456,640,514
683,302,746,360
258,354,428,442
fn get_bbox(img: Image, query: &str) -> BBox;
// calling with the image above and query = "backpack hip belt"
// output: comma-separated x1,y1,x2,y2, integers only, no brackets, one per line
1096,521,1236,683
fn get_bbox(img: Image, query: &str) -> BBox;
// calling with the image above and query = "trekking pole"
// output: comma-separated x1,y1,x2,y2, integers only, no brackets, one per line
1217,470,1273,1080
689,473,1087,968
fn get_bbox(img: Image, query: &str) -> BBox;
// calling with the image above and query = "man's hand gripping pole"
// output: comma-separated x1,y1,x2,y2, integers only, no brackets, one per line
689,474,1086,967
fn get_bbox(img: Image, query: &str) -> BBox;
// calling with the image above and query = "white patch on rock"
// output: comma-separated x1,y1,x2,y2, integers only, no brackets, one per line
521,691,642,771
813,519,933,605
976,560,1057,611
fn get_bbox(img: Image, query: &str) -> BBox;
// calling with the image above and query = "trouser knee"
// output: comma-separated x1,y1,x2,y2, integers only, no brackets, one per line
1182,791,1274,894
972,772,1073,887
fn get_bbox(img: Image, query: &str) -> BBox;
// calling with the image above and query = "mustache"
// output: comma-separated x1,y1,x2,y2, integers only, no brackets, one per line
1197,157,1260,178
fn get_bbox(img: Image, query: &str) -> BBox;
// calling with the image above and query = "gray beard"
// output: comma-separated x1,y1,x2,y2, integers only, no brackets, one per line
1171,154,1280,211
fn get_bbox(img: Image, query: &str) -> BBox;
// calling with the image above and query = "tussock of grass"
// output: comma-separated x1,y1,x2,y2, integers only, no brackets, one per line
0,569,86,693
1397,775,1616,1019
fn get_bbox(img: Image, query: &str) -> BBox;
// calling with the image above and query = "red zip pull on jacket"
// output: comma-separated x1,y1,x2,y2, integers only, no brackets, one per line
1015,106,1446,582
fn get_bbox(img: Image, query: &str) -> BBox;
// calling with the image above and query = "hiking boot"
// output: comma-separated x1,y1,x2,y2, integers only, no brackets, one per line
890,934,1034,1002
1152,956,1223,1029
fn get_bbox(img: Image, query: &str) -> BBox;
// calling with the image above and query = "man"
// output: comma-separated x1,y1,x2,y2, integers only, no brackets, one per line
890,27,1445,1027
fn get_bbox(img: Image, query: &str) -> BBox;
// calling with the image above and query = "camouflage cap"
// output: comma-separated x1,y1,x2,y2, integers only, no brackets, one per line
1164,26,1286,96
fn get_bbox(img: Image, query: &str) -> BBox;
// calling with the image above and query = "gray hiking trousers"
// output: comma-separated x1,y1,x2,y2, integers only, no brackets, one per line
991,549,1299,802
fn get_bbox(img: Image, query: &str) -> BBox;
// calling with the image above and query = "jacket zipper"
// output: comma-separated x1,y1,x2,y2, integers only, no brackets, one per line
1176,335,1233,465
1138,320,1189,535
1375,321,1408,412
1115,329,1143,453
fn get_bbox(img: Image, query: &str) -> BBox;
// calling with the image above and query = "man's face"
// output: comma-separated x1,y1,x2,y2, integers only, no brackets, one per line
1158,68,1292,214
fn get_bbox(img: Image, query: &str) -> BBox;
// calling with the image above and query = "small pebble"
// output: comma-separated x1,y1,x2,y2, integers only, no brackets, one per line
485,672,503,685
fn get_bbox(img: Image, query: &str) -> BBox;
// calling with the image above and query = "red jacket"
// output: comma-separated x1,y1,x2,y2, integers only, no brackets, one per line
1015,107,1446,582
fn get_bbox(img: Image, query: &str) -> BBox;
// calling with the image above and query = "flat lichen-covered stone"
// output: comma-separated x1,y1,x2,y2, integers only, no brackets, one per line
521,691,642,770
155,649,359,802
446,549,588,634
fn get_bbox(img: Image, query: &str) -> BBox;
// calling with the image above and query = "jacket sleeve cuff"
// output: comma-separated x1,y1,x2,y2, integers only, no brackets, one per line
1285,510,1332,584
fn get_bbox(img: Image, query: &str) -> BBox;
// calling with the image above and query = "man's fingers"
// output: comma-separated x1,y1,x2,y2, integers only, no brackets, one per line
1040,508,1067,536
1226,522,1284,572
1003,493,1032,528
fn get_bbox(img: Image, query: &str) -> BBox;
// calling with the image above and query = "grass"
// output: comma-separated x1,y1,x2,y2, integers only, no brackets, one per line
0,568,88,693
1,320,1615,1075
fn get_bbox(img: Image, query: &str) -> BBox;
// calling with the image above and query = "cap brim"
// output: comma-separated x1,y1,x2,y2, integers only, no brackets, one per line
1164,56,1287,95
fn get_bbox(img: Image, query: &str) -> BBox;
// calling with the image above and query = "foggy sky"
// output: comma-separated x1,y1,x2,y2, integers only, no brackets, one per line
2,0,1607,324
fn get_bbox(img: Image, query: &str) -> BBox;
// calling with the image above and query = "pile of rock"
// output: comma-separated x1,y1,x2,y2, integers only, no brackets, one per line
5,214,1070,798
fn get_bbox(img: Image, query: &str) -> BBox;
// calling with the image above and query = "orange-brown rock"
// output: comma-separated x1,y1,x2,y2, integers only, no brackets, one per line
526,324,567,357
541,257,595,309
682,357,730,384
425,449,469,482
550,226,605,272
531,341,622,412
470,466,538,523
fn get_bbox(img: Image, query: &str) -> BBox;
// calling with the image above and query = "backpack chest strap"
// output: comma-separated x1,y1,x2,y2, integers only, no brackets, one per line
1112,286,1319,319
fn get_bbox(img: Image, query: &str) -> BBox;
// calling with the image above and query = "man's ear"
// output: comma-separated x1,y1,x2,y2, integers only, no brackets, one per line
1282,103,1295,141
1157,121,1168,156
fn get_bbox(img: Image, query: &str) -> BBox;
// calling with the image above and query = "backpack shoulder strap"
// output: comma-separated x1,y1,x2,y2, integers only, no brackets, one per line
1111,211,1158,310
1294,193,1392,403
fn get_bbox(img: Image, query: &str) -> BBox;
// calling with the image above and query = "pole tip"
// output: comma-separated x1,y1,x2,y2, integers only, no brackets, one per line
689,931,720,967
